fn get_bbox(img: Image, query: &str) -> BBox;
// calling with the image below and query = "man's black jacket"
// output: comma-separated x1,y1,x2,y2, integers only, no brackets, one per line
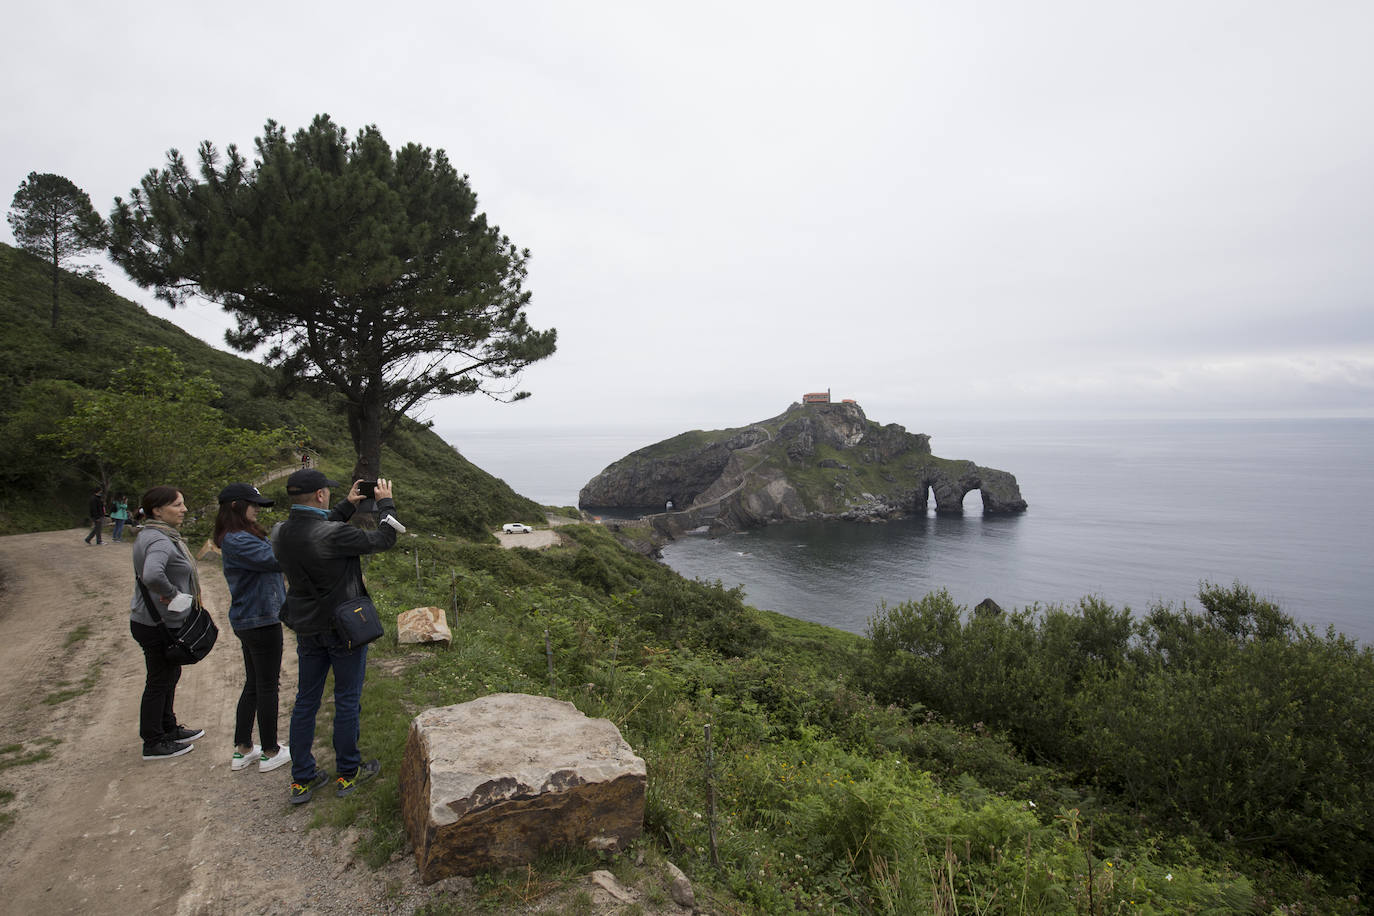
271,498,398,635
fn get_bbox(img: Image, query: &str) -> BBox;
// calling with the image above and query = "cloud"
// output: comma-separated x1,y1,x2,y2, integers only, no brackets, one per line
4,1,1372,430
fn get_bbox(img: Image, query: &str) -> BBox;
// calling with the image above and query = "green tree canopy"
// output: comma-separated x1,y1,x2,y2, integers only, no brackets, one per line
7,172,108,328
107,114,557,480
48,346,295,503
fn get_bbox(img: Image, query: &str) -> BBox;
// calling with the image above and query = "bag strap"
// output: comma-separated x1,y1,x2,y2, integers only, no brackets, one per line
286,552,368,609
135,576,176,638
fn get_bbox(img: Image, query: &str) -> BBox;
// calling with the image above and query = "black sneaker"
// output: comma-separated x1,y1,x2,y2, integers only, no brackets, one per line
169,725,205,742
289,770,330,806
336,759,381,797
143,740,194,760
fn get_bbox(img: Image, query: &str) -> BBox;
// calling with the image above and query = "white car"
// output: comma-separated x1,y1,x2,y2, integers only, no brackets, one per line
502,523,533,534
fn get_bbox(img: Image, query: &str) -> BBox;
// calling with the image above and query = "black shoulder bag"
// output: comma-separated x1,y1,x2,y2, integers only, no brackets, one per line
136,577,219,665
333,591,385,650
293,563,385,650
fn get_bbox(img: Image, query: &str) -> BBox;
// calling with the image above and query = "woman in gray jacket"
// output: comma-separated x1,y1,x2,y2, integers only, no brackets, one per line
130,485,205,760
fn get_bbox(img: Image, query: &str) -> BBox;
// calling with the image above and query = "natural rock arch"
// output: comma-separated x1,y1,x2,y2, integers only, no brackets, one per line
922,464,1027,515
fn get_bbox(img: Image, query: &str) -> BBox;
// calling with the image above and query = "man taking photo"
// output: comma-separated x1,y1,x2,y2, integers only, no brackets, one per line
273,469,402,804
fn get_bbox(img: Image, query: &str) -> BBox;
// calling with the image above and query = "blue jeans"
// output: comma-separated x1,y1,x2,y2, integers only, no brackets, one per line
112,518,127,541
288,631,368,782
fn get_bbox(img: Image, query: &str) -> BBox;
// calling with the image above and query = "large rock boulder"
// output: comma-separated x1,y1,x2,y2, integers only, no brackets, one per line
401,693,647,883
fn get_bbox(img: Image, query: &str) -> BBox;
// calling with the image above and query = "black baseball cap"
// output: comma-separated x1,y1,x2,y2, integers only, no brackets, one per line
218,482,275,506
285,468,342,495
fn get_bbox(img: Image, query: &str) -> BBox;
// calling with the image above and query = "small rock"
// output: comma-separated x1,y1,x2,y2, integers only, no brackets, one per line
665,860,695,908
590,869,634,903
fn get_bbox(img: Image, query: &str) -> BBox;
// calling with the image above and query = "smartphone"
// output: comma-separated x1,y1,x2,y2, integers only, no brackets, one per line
358,480,378,498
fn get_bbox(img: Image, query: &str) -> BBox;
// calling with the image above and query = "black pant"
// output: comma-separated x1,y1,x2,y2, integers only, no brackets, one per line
235,623,284,751
130,620,181,744
85,518,104,544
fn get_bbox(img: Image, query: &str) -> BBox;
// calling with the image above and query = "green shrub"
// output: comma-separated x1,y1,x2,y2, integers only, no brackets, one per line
867,583,1374,896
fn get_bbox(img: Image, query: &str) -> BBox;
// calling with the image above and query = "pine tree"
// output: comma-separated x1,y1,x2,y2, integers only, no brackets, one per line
108,115,556,480
7,172,108,328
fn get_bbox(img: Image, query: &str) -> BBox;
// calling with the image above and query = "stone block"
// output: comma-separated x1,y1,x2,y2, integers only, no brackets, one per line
397,606,451,645
401,693,646,882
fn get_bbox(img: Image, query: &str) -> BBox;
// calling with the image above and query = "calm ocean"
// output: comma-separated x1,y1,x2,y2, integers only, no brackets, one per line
443,418,1374,645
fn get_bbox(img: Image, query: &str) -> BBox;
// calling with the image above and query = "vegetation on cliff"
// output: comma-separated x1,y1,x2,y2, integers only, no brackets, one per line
579,401,1028,533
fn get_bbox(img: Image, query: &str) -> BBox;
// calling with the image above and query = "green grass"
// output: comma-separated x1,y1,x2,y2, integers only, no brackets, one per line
42,660,102,705
0,739,58,772
62,622,94,648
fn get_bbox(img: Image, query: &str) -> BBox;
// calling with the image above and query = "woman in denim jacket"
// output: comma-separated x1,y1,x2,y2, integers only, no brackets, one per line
213,483,290,773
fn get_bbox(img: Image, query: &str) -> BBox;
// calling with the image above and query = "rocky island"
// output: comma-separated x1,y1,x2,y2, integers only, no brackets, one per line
579,397,1027,537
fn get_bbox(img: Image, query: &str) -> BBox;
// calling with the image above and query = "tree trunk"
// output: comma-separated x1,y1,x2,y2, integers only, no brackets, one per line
50,255,60,329
348,400,384,484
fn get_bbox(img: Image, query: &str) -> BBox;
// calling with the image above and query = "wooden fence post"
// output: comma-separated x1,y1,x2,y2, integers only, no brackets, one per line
705,723,720,869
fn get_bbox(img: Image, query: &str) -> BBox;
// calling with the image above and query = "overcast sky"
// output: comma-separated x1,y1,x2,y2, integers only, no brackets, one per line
4,1,1372,439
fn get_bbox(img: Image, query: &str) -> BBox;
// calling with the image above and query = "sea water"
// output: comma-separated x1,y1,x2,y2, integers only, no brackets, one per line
444,418,1374,644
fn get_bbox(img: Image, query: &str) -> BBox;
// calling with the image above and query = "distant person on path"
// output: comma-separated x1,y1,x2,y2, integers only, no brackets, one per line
272,469,401,804
109,495,130,542
213,483,290,774
84,488,106,544
129,486,205,760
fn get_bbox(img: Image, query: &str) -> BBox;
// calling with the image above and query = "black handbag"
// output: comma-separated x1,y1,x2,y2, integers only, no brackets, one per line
288,563,385,650
137,577,219,665
332,592,385,649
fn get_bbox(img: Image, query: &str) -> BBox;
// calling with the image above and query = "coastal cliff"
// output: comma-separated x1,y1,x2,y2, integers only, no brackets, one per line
579,401,1027,536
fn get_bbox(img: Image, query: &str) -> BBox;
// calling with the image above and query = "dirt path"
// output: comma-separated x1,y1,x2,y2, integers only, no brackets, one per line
0,529,446,914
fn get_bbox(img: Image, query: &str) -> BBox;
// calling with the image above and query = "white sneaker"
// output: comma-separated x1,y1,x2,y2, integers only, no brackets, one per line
231,745,261,771
259,746,291,773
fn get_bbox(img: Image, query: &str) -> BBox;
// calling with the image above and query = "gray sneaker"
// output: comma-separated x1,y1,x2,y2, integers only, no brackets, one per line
289,770,330,805
335,759,381,797
143,740,193,760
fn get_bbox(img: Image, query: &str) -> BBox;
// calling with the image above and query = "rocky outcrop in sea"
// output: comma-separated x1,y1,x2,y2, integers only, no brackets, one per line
579,400,1027,536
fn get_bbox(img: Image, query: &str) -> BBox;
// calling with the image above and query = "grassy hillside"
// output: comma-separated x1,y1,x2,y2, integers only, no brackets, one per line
348,532,1366,913
0,242,543,535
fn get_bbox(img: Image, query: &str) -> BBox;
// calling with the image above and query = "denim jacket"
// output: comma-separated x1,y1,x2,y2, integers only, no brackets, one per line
221,530,286,631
